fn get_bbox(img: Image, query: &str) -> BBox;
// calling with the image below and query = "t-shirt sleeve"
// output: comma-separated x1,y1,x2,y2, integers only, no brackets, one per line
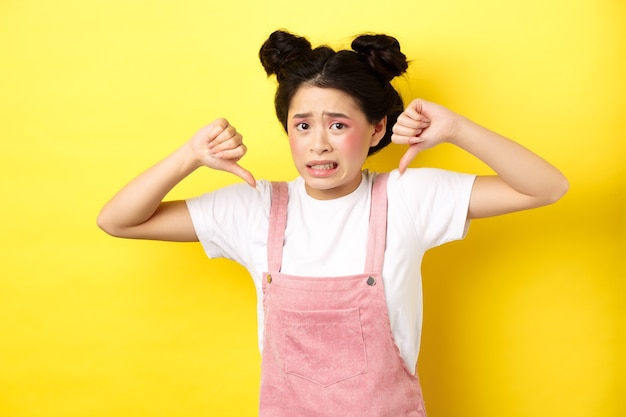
185,181,272,264
389,168,476,249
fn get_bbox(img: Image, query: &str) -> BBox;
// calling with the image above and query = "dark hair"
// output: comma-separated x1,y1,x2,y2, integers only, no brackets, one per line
259,30,408,155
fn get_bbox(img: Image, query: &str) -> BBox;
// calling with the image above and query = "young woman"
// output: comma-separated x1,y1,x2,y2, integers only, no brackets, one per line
98,30,568,416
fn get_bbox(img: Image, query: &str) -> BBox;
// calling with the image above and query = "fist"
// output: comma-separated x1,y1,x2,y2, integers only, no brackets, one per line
188,118,256,187
392,99,459,173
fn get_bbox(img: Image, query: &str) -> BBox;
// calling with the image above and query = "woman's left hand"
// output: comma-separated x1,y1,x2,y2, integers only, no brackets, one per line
391,99,461,173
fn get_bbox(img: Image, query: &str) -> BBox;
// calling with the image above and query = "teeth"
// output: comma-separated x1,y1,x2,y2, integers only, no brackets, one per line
310,163,335,170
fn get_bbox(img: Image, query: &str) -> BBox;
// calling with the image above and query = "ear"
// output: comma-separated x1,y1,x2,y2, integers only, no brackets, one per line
370,116,387,147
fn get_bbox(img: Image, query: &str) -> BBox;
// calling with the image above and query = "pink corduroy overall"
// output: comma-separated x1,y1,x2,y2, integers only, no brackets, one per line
259,173,427,417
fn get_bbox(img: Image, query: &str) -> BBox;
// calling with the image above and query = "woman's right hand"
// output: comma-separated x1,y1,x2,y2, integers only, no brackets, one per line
187,118,256,187
98,118,255,240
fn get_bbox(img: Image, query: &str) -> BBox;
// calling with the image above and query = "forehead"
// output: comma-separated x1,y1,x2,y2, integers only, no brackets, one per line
288,85,364,117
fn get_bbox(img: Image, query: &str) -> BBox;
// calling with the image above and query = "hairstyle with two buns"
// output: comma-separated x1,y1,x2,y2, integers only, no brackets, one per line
259,30,409,155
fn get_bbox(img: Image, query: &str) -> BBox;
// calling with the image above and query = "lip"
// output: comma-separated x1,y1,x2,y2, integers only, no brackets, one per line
305,160,338,177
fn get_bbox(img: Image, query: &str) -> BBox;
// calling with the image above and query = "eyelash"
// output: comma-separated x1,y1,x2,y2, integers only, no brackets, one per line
295,122,347,131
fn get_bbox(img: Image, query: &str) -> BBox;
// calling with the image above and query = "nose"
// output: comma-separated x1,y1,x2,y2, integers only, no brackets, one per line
310,129,331,154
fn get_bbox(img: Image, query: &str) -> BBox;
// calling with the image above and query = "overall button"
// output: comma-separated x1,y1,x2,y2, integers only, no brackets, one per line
366,276,376,286
267,274,272,283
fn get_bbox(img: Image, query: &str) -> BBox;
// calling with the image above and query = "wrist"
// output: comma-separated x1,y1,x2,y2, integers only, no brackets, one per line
446,115,481,148
175,142,205,174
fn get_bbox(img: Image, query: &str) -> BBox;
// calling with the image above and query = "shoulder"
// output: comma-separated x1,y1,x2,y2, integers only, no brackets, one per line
390,167,474,185
372,168,476,197
381,168,476,246
191,179,274,200
185,180,277,221
382,168,476,221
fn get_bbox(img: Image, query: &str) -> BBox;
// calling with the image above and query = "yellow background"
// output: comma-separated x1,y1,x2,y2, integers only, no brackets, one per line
1,0,624,416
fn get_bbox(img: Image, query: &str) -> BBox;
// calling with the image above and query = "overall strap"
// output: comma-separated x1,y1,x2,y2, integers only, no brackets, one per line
364,172,389,274
267,182,289,272
268,174,389,274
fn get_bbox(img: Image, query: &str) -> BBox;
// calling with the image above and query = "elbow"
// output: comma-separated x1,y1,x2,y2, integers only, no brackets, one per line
557,175,570,200
97,209,148,239
96,214,115,237
96,211,124,238
544,173,570,205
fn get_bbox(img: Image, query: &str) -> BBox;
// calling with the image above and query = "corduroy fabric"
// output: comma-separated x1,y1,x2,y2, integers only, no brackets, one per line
260,173,426,417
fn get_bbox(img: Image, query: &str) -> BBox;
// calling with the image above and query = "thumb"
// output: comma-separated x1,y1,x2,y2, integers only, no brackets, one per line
227,163,257,188
398,144,421,174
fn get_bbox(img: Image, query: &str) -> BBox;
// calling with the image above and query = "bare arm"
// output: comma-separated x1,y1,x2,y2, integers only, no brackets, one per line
392,99,569,219
97,119,256,241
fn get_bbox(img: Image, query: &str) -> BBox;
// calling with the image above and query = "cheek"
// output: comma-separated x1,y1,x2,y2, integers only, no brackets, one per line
287,133,297,148
288,134,305,158
340,128,371,156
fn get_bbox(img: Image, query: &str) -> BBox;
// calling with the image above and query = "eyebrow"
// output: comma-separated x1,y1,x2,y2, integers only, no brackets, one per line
291,111,352,119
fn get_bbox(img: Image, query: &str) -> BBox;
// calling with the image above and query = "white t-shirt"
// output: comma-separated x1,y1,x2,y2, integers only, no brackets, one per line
186,168,476,372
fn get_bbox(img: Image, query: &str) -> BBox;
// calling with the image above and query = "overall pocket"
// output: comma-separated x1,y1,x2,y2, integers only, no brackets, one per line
280,307,368,387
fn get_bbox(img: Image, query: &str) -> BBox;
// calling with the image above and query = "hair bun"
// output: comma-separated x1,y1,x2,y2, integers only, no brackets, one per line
351,34,408,81
259,30,312,77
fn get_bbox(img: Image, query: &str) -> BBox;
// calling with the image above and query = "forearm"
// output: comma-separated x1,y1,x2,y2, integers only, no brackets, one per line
97,143,200,235
450,116,569,204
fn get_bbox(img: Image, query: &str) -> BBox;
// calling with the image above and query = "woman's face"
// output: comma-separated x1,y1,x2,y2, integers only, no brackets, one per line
287,85,385,200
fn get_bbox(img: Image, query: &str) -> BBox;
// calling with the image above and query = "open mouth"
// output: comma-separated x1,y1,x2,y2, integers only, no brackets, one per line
307,162,338,170
306,161,338,178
